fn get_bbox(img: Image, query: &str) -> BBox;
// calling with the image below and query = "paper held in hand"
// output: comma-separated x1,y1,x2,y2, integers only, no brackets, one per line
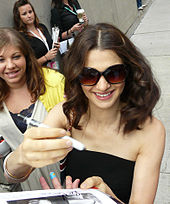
52,26,60,48
59,37,74,55
0,188,118,204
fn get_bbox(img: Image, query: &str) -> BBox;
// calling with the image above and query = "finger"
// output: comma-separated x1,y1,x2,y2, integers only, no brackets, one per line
53,42,58,46
25,127,67,139
66,175,73,189
53,49,58,52
51,48,57,52
50,172,62,189
54,42,60,47
80,176,103,189
27,156,61,168
24,138,73,152
24,147,73,161
53,49,59,53
39,176,50,189
72,178,80,188
24,148,72,168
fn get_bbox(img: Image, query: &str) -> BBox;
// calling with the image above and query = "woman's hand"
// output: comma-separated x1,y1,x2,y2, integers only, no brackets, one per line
40,174,123,203
80,176,114,195
83,14,88,26
71,23,84,32
53,42,60,50
40,174,112,194
45,45,59,61
40,173,80,189
18,127,73,168
80,176,124,203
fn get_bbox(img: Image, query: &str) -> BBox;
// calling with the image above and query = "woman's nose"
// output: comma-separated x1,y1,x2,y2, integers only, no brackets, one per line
6,59,15,69
95,76,111,91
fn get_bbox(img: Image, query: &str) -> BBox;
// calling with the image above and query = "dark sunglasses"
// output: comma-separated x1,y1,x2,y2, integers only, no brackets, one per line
78,64,127,86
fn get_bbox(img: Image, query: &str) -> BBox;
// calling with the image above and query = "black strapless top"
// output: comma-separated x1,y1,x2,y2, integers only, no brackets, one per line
61,149,135,204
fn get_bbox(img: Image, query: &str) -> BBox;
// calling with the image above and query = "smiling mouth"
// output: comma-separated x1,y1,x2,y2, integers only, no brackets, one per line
95,90,114,98
6,70,19,78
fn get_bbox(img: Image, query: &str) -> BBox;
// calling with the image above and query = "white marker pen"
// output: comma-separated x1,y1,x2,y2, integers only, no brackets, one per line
18,114,85,151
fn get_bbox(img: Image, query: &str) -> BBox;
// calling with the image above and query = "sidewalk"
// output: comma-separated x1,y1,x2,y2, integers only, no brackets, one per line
130,0,170,203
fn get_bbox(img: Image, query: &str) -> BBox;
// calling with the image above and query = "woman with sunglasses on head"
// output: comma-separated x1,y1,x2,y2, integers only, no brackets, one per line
0,28,65,191
13,0,60,68
5,23,165,203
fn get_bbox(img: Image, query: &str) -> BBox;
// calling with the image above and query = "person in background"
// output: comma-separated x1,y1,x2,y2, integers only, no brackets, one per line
0,28,65,191
13,0,60,68
4,23,165,204
136,0,146,10
51,0,88,41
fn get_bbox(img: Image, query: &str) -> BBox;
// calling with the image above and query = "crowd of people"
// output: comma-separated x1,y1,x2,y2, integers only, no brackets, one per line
0,0,166,204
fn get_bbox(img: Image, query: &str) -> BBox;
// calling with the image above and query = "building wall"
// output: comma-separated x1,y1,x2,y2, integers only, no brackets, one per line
79,0,138,33
0,0,138,34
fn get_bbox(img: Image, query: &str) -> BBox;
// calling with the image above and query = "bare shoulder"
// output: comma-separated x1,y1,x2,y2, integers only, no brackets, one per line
139,116,166,156
50,101,65,113
143,116,165,139
44,101,67,128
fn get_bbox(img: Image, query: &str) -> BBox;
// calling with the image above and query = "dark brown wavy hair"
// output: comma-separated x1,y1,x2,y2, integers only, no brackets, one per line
0,28,45,110
63,23,160,134
13,0,39,33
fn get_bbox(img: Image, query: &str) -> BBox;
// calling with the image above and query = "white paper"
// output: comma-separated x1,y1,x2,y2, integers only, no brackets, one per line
52,26,60,48
59,38,74,54
0,188,117,204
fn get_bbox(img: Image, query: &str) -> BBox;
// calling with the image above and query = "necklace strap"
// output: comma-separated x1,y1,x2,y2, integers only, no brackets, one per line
28,28,49,51
64,4,77,15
